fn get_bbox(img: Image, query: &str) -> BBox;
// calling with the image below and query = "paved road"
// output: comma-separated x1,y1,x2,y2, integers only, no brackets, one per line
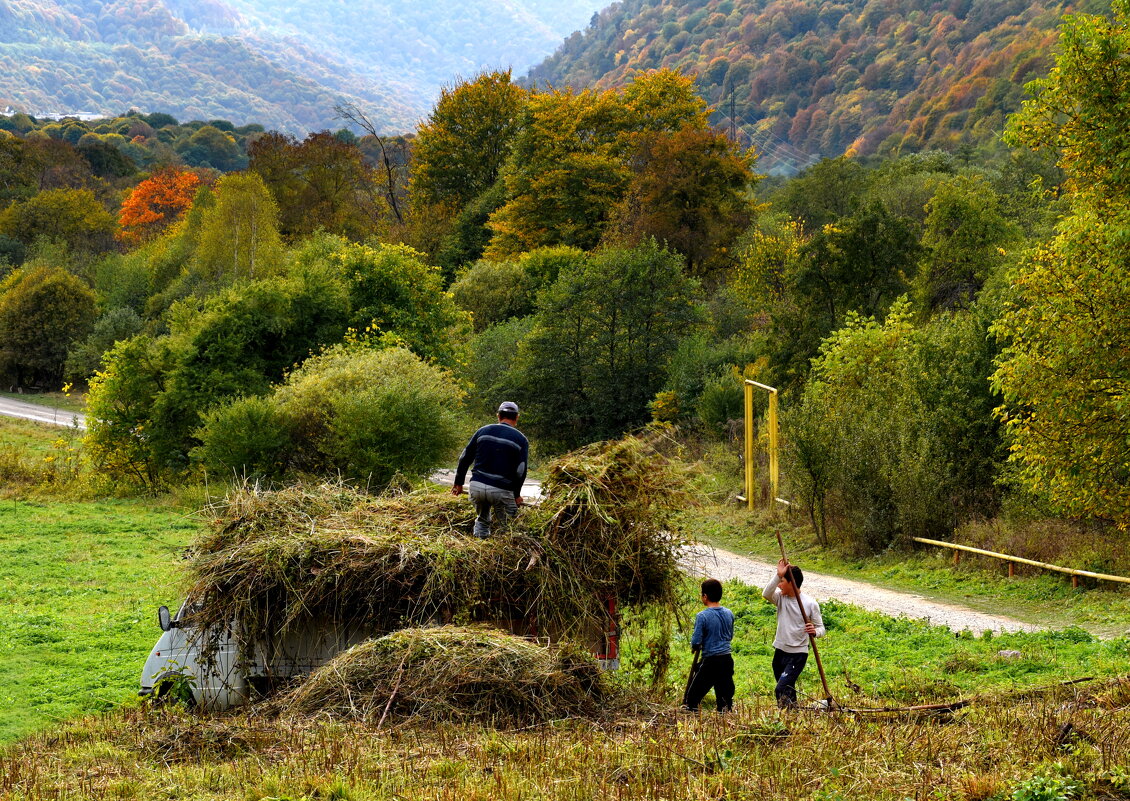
684,545,1044,634
0,396,86,429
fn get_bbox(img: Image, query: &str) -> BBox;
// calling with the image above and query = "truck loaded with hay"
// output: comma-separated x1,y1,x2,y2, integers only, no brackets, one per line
140,431,691,719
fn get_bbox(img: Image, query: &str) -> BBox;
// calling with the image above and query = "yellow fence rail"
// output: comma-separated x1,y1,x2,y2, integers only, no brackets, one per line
910,536,1130,588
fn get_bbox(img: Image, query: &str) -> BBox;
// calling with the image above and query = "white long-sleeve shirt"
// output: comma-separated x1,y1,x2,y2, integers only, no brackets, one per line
763,574,825,654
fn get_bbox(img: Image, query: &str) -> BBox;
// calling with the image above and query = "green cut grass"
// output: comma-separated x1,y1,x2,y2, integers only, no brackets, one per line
686,505,1130,639
0,499,198,744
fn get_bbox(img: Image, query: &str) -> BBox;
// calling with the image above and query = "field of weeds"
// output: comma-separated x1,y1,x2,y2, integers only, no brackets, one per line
1,567,1128,799
2,681,1128,800
1,418,1128,799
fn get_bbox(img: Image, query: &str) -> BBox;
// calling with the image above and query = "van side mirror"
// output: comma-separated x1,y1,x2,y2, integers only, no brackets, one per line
158,605,172,631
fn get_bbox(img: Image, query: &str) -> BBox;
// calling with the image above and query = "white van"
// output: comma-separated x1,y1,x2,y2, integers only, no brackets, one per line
140,599,620,710
138,601,374,709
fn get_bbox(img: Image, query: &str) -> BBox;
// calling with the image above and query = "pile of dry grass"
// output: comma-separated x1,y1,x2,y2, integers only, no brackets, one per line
185,428,691,659
285,626,605,724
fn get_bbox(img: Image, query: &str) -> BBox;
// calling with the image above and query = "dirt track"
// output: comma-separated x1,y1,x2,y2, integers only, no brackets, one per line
684,544,1043,634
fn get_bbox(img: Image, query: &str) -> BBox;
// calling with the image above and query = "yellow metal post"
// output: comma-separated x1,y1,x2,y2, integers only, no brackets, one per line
743,380,754,510
744,380,779,511
768,387,779,504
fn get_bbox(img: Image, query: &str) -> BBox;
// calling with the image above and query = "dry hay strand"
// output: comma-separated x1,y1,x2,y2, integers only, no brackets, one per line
284,626,606,724
185,429,692,660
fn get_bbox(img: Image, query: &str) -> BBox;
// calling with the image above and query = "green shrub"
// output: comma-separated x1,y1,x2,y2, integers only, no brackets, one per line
1011,774,1077,801
449,259,533,332
320,349,464,485
784,297,1004,551
696,368,744,437
196,345,467,486
663,332,765,424
192,395,291,481
460,316,533,421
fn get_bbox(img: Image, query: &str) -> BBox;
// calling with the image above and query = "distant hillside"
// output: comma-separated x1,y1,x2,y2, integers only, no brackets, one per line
528,0,1110,173
0,0,606,134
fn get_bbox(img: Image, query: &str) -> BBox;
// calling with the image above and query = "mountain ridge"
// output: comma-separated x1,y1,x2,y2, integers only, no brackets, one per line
527,0,1108,172
0,0,607,133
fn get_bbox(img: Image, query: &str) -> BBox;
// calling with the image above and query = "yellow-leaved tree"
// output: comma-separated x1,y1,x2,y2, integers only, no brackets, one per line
993,0,1130,528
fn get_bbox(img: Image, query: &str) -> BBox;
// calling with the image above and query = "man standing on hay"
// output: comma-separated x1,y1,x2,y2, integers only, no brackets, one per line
452,401,529,537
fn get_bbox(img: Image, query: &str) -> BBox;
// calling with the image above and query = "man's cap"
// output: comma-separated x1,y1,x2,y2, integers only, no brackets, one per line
497,401,520,415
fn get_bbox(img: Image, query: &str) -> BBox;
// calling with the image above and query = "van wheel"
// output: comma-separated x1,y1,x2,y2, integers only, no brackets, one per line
153,673,197,708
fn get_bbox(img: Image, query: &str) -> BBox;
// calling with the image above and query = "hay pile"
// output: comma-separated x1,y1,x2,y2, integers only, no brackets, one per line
285,626,605,723
185,429,691,658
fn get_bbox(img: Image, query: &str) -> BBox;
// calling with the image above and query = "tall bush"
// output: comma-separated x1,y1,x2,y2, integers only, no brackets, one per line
516,240,702,450
785,298,1004,551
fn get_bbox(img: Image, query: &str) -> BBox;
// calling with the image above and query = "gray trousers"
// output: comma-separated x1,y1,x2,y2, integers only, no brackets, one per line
468,481,518,537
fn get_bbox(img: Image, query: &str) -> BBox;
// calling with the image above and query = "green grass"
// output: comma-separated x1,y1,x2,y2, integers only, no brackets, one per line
648,578,1130,713
0,416,78,459
0,499,199,744
687,505,1130,638
0,493,1126,799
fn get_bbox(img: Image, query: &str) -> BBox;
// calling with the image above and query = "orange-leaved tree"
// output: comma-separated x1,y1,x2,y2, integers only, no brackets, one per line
118,167,202,244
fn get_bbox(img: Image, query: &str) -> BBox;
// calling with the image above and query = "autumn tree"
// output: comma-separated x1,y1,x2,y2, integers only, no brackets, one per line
193,172,284,282
0,264,96,386
249,131,381,240
0,187,118,255
117,167,203,244
486,70,713,259
410,70,527,212
993,0,1130,528
605,124,755,276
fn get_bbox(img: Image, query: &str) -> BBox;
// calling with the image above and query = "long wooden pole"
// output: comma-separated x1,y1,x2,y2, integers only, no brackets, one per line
775,528,834,707
682,648,702,707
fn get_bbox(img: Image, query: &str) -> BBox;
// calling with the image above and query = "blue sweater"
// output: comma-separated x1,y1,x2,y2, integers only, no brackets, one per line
691,606,734,658
454,422,529,498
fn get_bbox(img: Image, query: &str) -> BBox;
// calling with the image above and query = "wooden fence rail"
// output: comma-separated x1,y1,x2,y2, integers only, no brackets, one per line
910,536,1130,588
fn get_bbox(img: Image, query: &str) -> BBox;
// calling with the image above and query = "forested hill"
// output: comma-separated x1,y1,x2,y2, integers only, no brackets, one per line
528,0,1110,172
0,0,606,135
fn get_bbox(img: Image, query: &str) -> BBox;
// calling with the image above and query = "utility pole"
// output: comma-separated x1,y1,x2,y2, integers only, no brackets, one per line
729,88,736,143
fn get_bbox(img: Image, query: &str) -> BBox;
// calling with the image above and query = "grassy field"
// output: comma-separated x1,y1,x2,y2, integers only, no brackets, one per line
0,593,1127,799
0,417,1127,798
0,416,82,459
0,499,199,744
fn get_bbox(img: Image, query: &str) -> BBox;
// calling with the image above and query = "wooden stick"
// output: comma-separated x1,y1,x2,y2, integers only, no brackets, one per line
682,648,702,708
775,528,834,707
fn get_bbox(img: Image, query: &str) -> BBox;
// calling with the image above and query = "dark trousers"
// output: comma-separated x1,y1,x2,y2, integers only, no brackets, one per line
772,648,809,708
684,653,735,711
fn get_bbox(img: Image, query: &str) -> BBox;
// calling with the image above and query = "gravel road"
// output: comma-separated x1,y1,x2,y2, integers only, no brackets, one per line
684,544,1044,634
0,396,86,429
